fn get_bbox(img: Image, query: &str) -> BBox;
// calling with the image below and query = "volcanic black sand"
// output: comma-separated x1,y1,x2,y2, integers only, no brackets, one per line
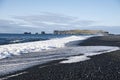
1,35,120,80
80,35,120,46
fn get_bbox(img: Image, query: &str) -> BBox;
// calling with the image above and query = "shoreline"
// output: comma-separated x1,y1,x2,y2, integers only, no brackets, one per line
1,50,120,80
0,35,120,80
79,35,120,47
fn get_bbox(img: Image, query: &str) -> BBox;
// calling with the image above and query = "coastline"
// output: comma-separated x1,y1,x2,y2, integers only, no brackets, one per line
0,35,120,80
2,50,120,80
79,35,120,47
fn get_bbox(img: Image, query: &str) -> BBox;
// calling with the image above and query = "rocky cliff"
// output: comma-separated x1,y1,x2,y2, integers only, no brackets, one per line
54,30,109,35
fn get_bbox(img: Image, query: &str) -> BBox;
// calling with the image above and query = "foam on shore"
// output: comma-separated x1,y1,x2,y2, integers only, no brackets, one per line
0,46,119,76
0,36,90,59
60,46,119,63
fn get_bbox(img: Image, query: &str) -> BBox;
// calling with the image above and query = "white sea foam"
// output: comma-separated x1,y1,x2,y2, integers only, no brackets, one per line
0,46,119,76
0,36,90,59
60,46,119,63
60,56,90,63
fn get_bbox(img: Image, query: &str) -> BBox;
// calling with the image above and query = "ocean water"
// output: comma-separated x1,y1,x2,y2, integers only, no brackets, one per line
0,34,76,45
0,34,90,59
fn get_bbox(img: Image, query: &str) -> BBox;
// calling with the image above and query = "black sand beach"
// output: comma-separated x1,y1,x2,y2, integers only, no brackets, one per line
80,35,120,46
1,35,120,80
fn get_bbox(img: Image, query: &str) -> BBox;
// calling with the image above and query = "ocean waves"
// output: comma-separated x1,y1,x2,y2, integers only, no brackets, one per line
0,36,89,59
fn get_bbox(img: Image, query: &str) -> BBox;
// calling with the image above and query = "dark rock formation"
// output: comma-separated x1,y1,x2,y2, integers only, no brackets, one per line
35,32,39,35
41,31,45,34
24,32,31,34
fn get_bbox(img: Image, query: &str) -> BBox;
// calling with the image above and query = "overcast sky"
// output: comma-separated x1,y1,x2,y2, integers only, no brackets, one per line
0,0,120,34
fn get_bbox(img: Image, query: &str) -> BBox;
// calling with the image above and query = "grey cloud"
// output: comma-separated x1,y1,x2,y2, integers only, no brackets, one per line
0,19,37,33
14,13,77,23
15,13,94,24
13,12,95,30
0,19,14,26
0,12,96,33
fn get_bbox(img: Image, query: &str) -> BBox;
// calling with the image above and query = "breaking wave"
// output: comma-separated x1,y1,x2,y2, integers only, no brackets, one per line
0,36,90,59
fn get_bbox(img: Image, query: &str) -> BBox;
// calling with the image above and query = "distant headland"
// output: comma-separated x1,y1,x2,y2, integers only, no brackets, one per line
54,30,109,35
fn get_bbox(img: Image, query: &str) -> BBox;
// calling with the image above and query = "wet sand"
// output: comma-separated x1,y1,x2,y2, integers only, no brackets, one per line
1,35,120,80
